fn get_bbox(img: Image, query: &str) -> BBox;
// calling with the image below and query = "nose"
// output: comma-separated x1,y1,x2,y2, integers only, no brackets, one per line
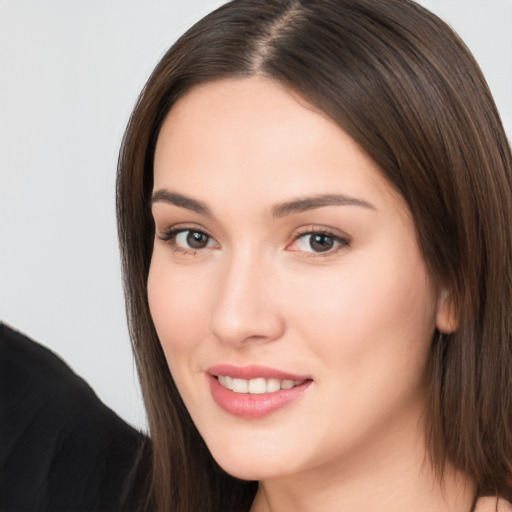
208,249,285,347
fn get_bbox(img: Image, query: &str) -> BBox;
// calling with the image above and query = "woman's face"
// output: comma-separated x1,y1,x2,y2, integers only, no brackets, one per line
148,77,450,482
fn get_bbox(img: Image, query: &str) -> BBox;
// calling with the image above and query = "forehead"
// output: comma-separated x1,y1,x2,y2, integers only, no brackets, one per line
153,77,399,214
155,77,340,168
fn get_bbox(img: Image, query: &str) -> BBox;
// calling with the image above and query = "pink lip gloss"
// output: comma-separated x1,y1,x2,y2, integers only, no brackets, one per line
207,364,312,419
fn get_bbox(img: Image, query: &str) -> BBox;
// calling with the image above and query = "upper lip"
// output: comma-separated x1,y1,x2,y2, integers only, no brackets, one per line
207,364,311,381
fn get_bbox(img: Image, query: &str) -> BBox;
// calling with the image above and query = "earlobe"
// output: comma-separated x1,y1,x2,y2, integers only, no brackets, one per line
436,289,459,334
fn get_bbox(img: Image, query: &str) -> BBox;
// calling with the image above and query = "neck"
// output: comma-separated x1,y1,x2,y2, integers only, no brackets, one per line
250,409,475,512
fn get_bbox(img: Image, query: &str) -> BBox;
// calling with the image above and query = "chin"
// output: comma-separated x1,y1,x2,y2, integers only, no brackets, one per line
213,454,292,482
203,431,303,481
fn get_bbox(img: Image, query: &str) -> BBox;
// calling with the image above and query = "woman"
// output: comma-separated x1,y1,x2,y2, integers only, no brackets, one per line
116,0,512,510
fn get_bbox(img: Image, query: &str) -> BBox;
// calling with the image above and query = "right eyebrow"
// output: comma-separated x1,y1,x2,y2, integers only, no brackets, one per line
150,189,211,216
271,193,376,218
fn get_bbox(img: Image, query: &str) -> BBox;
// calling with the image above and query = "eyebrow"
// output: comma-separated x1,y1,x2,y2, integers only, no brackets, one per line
151,189,211,216
150,189,375,217
271,194,376,217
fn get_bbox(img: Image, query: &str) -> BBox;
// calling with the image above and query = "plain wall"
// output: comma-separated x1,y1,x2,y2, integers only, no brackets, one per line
1,0,511,432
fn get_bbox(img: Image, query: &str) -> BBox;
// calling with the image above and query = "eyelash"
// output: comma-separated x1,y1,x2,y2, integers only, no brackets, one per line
290,228,351,257
157,226,215,255
156,226,351,257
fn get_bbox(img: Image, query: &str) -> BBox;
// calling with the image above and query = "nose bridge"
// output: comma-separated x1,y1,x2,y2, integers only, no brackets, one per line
209,243,284,346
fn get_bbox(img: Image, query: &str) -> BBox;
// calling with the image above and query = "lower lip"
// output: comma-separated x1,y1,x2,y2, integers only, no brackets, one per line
208,375,311,419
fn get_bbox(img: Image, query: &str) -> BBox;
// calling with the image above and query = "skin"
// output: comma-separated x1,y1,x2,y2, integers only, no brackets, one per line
148,77,475,511
476,498,512,512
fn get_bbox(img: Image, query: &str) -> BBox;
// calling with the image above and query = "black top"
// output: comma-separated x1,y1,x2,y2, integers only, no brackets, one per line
0,323,148,512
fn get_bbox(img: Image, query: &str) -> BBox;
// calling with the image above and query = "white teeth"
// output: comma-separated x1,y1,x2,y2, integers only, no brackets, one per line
266,378,281,393
232,378,248,393
248,377,267,394
217,376,305,394
217,375,232,389
281,379,294,389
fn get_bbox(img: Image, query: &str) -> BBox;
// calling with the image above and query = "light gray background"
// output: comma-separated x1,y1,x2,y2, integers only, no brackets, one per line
1,0,511,432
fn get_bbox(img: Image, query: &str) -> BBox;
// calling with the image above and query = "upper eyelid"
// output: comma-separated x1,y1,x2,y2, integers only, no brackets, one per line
292,225,352,241
292,232,350,245
287,227,352,254
155,223,351,248
157,227,218,254
152,213,222,236
156,223,212,236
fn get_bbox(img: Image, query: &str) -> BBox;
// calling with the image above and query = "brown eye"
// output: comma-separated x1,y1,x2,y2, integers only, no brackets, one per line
158,228,217,252
309,234,334,252
186,231,209,249
289,230,351,255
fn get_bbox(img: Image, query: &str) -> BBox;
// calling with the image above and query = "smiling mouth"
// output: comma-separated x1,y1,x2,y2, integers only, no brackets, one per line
216,375,306,394
209,370,312,418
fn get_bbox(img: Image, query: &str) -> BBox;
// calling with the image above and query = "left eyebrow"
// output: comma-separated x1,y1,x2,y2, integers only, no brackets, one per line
271,194,376,218
150,189,211,216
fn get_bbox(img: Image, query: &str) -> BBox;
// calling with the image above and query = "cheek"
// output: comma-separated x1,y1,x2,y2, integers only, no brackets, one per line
147,257,212,365
286,247,437,383
280,253,437,458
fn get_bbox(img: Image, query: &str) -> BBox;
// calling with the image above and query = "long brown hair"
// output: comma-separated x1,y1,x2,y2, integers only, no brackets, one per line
117,0,512,509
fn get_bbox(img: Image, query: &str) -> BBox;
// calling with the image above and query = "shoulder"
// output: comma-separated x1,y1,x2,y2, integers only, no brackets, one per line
0,322,147,512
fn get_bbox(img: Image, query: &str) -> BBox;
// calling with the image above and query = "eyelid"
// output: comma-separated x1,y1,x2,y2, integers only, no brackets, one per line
156,222,210,239
154,223,350,257
287,226,352,256
155,223,219,253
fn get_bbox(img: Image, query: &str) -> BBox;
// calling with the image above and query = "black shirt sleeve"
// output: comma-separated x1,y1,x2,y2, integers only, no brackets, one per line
0,323,147,512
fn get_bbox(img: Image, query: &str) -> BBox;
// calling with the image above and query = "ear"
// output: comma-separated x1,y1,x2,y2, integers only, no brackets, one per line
436,289,459,334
